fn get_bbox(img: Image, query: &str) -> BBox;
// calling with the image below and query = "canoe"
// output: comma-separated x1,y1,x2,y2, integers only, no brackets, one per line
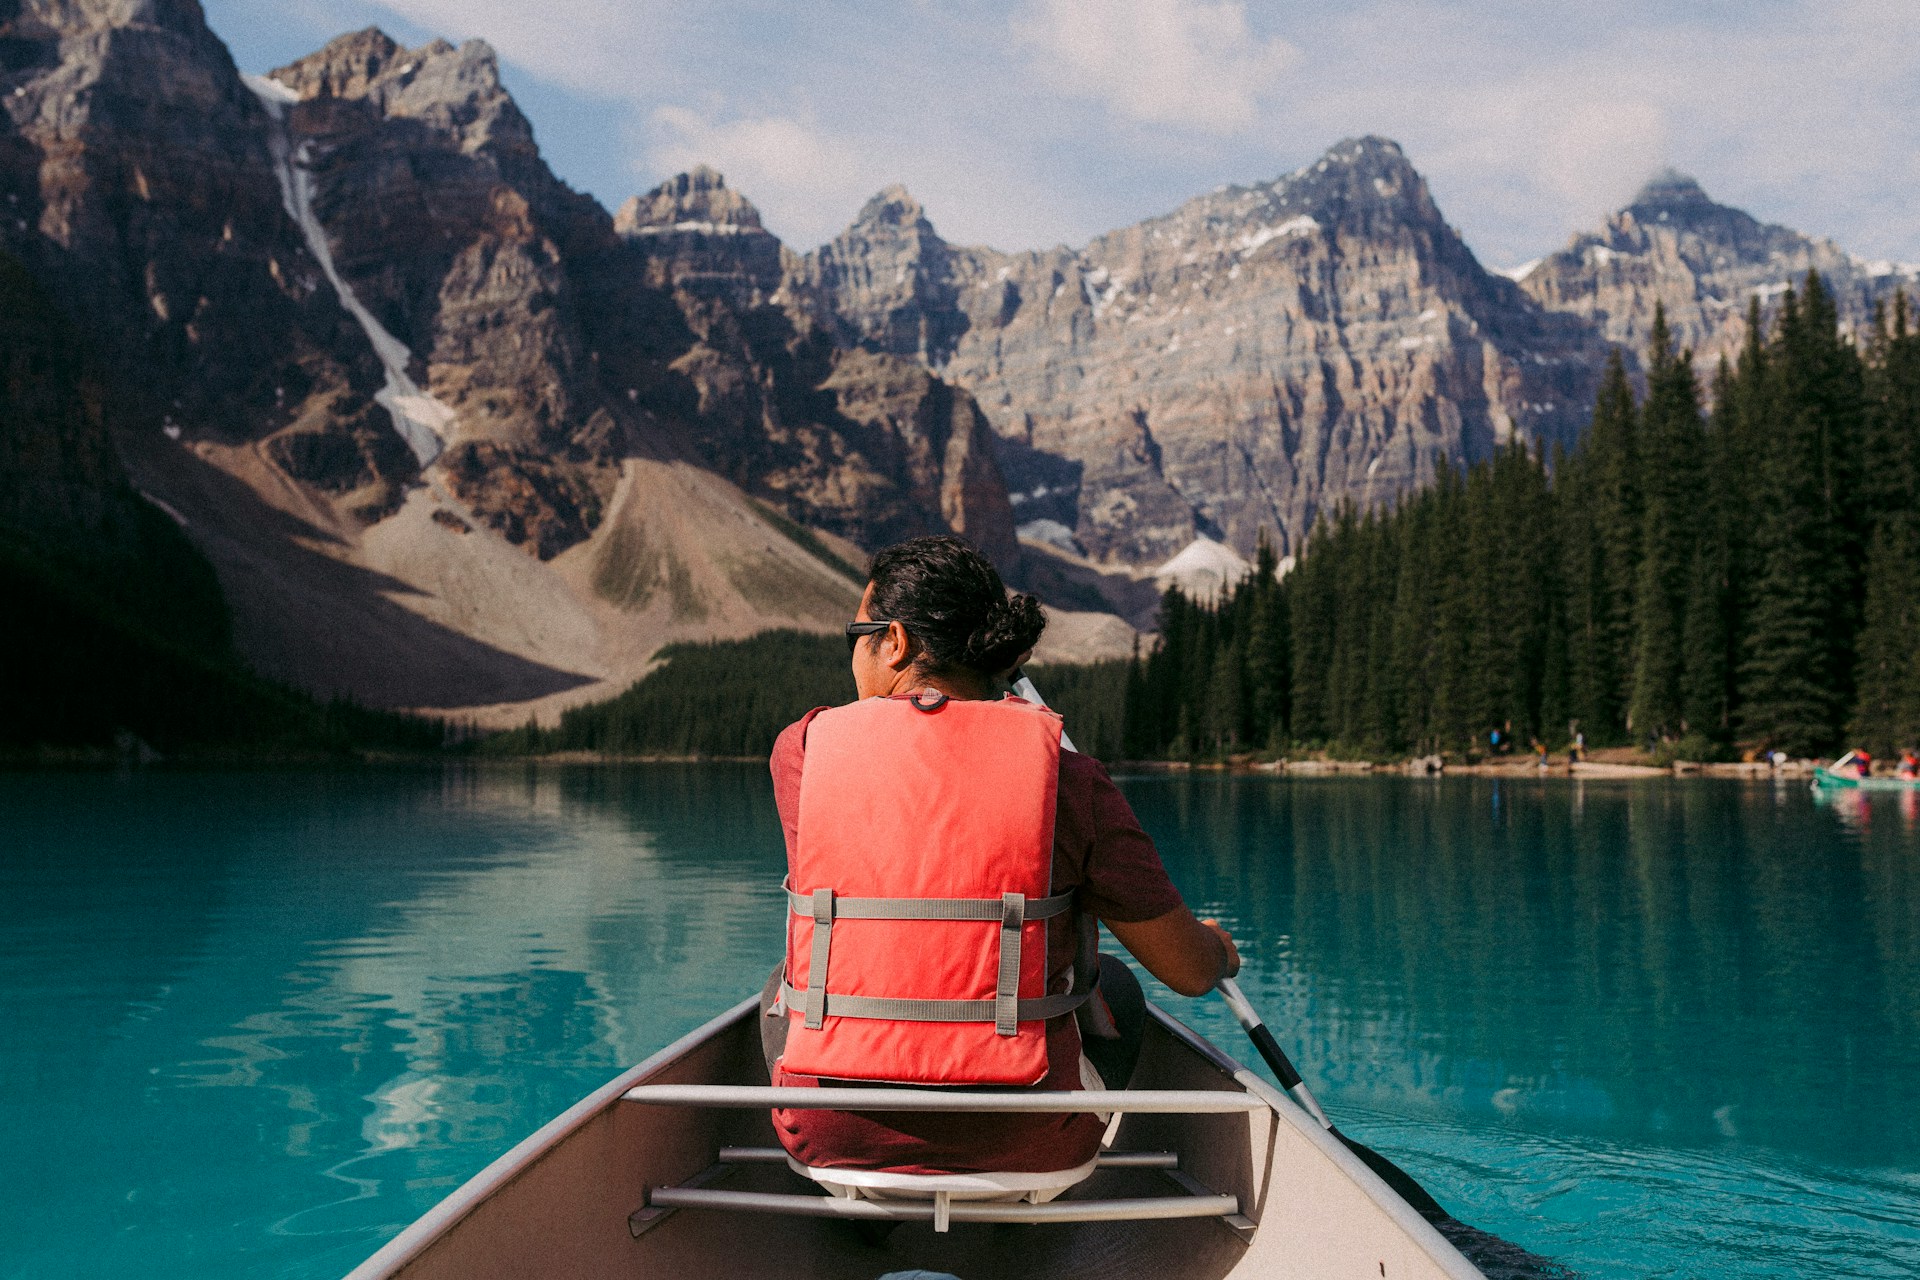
1813,766,1920,791
344,995,1485,1279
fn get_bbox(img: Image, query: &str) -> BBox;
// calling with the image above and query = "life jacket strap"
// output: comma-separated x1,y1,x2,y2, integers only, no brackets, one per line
782,982,1091,1026
804,888,835,1031
996,893,1024,1035
785,883,1076,921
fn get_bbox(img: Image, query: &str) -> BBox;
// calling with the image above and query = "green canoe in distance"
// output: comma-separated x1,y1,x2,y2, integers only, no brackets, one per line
1813,766,1920,791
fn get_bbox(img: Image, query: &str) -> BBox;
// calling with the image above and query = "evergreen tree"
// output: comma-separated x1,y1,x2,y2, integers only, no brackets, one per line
1243,531,1290,746
1628,308,1705,740
1581,350,1641,742
1741,277,1866,754
1849,515,1920,754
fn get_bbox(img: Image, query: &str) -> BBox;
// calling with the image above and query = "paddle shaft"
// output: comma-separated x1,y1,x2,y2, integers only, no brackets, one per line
1217,977,1332,1128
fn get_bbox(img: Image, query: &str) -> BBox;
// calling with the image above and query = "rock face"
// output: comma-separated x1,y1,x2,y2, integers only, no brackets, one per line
266,33,1017,566
614,169,1019,569
0,0,378,479
0,7,1031,720
804,138,1605,566
262,28,640,555
1518,171,1920,370
614,164,788,308
804,185,970,363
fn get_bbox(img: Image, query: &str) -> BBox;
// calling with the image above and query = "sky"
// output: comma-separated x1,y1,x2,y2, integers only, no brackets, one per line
202,0,1920,270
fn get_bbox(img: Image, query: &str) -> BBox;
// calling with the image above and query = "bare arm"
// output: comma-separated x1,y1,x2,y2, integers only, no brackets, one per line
1105,906,1241,997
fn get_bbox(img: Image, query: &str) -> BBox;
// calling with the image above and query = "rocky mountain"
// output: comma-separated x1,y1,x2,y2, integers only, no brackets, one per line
609,164,1018,569
10,3,1917,731
803,139,1607,568
1516,170,1920,371
0,0,380,489
0,5,1039,725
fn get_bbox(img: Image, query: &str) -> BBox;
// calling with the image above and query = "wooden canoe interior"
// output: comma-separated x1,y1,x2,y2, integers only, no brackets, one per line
382,1006,1474,1280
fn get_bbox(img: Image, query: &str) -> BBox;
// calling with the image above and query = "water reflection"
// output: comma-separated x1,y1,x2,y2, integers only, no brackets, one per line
1132,775,1920,1170
0,765,792,1280
3,768,1917,1280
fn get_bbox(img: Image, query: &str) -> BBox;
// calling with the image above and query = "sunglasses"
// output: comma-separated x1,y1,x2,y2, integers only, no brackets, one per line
845,620,893,654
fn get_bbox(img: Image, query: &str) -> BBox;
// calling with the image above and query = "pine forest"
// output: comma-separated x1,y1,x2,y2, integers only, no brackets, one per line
1125,276,1920,762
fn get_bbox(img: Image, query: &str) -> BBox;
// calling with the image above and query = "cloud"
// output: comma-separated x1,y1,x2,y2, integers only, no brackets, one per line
1254,0,1920,266
211,0,1920,266
1011,0,1296,132
359,0,674,97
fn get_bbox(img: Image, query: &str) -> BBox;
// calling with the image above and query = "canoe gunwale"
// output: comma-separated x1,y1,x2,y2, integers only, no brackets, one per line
1143,1002,1486,1280
340,994,761,1280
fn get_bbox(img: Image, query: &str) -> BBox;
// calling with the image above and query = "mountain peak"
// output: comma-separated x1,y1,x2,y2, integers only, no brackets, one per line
615,168,767,236
1629,169,1715,214
1331,135,1408,164
272,29,509,112
854,185,932,232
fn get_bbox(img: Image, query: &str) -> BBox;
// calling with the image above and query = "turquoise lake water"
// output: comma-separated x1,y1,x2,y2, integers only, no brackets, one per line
3,767,1918,1278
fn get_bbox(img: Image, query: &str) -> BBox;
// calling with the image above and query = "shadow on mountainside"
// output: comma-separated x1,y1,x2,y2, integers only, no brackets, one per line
120,431,598,711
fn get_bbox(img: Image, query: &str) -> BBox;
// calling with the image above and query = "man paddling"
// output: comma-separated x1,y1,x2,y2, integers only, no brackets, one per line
758,535,1238,1178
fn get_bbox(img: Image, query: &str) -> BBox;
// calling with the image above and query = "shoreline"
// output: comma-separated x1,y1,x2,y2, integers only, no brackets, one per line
0,748,1820,778
1105,757,1814,779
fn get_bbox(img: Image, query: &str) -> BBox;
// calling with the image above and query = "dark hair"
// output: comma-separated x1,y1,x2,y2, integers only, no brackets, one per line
866,536,1046,677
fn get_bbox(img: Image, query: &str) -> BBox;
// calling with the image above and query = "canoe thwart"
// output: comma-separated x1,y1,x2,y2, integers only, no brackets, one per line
644,1186,1241,1227
716,1145,1181,1169
628,1162,735,1239
1161,1167,1259,1239
622,1084,1265,1113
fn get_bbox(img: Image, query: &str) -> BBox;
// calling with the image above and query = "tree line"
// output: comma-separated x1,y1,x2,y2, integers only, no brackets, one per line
1124,276,1920,761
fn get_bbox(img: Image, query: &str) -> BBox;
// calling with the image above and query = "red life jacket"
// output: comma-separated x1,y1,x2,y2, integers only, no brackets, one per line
778,693,1086,1087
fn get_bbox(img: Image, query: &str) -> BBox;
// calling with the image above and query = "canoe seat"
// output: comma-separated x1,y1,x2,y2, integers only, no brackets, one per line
786,1155,1100,1232
621,1082,1259,1239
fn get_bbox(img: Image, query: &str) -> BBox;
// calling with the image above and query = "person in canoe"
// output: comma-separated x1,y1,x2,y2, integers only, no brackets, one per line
1833,748,1874,779
759,535,1241,1180
1901,751,1918,780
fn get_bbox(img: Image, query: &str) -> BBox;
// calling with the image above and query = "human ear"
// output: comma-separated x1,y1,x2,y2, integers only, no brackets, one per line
884,620,915,671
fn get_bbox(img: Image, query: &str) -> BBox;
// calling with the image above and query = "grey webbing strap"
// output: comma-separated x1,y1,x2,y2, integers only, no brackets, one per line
785,886,1075,922
995,893,1024,1036
804,889,834,1030
782,983,1090,1025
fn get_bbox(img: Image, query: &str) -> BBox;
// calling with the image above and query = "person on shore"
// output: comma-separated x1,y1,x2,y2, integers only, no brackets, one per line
1570,728,1585,764
759,535,1239,1178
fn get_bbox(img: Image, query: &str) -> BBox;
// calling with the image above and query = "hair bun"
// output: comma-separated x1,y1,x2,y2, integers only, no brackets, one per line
964,593,1047,673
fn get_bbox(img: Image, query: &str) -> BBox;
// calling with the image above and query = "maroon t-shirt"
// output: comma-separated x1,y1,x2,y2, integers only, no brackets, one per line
768,703,1184,1174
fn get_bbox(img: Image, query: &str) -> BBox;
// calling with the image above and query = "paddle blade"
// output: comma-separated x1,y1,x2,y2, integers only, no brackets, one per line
1333,1127,1450,1222
1432,1218,1580,1280
1332,1129,1580,1278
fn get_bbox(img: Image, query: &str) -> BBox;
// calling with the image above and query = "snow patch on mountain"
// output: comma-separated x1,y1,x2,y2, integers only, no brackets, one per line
244,73,452,470
1017,518,1083,555
1235,216,1318,256
1153,536,1251,600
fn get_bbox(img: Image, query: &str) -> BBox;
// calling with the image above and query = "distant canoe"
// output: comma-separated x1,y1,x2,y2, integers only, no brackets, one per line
344,996,1485,1280
1813,766,1920,791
